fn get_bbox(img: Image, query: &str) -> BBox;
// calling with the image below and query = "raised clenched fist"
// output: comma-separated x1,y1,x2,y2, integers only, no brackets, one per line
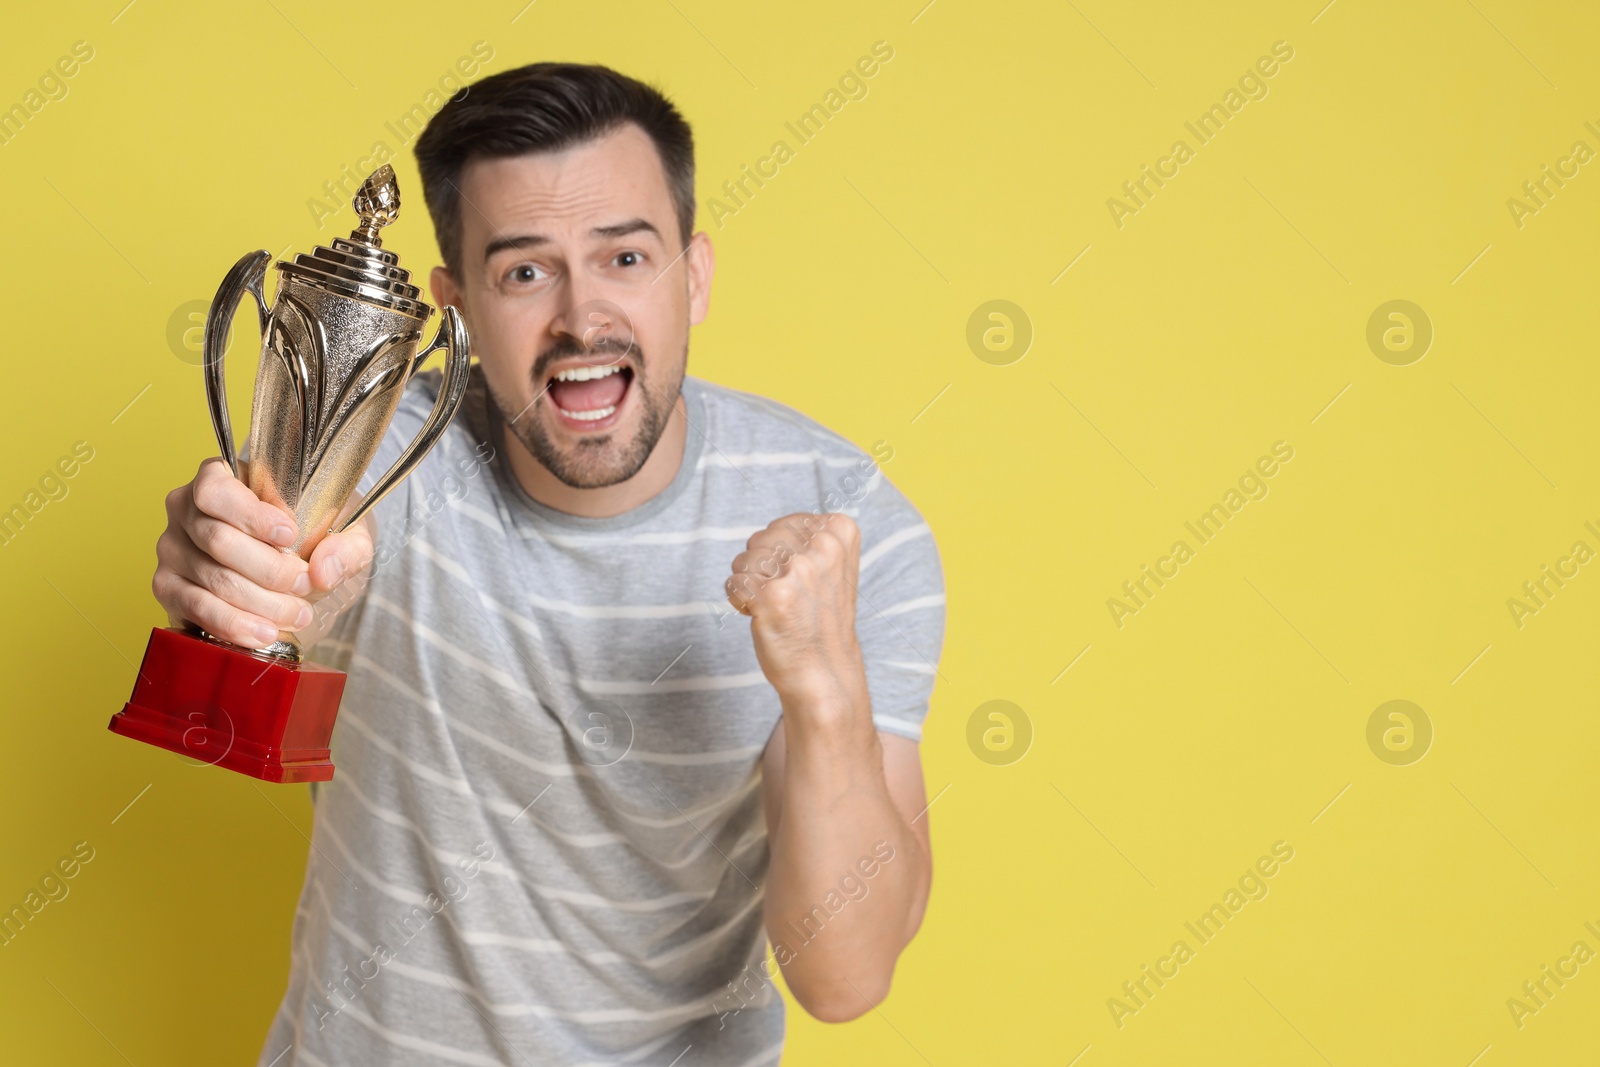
726,512,865,710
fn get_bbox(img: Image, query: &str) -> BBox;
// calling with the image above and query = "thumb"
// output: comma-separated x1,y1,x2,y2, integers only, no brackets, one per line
307,519,375,593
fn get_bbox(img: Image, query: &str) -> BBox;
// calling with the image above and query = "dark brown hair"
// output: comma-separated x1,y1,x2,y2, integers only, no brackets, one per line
414,62,695,277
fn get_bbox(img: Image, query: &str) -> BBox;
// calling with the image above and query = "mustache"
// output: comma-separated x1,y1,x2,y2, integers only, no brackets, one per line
531,333,640,387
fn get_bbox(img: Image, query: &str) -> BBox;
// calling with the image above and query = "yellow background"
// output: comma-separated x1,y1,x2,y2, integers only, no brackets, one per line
2,1,1597,1063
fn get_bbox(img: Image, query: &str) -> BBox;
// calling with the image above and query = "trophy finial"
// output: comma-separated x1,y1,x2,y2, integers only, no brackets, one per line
352,165,400,245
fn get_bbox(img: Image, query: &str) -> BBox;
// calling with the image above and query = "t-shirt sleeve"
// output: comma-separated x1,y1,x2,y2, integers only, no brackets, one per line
850,469,946,742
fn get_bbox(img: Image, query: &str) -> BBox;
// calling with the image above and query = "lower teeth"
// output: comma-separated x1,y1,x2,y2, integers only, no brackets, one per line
559,404,617,422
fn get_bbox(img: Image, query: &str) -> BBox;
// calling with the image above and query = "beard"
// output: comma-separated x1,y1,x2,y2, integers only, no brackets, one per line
489,335,682,490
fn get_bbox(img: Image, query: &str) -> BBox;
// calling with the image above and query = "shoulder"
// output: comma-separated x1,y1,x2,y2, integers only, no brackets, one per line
689,375,869,457
689,375,894,493
690,376,939,575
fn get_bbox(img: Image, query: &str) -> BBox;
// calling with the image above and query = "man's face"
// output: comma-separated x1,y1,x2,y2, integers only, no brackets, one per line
430,123,712,489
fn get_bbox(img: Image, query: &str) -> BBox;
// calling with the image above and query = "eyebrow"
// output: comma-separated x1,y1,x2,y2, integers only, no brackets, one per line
482,218,662,262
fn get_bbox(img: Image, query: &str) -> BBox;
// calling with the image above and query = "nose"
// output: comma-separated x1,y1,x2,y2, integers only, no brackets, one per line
568,303,626,352
549,271,607,347
549,280,636,363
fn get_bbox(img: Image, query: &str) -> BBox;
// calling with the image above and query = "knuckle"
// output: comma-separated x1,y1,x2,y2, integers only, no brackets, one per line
273,595,308,628
273,555,307,591
209,564,247,606
223,609,258,645
347,523,375,554
189,516,223,556
191,477,221,517
173,583,207,628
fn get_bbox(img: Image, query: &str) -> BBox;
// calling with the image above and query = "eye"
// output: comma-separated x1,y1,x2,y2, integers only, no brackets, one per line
504,263,546,285
615,250,643,268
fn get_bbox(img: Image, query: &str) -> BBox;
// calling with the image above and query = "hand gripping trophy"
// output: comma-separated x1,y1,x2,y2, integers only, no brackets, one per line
108,165,471,782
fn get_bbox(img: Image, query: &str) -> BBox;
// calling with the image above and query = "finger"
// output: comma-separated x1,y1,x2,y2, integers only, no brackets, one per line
159,525,312,630
188,553,314,631
795,514,856,563
745,517,834,574
156,572,287,649
817,512,858,549
185,512,310,595
725,572,760,616
733,538,795,583
306,522,375,592
302,491,375,591
783,514,859,572
748,547,788,581
780,513,831,544
745,514,820,552
725,550,769,613
729,549,783,582
190,457,298,548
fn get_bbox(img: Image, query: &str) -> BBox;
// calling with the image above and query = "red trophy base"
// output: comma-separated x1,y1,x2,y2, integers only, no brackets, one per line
108,626,345,783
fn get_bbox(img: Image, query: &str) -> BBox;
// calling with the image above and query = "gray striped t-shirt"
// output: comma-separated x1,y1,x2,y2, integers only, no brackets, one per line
256,366,945,1066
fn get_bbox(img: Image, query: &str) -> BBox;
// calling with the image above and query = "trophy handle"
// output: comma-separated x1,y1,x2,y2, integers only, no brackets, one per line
203,250,273,478
333,305,471,534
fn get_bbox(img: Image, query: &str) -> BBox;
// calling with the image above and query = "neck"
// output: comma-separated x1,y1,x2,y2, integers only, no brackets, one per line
496,392,689,519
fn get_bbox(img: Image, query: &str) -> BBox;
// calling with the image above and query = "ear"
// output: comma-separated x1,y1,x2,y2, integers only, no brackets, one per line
430,265,463,311
684,231,716,327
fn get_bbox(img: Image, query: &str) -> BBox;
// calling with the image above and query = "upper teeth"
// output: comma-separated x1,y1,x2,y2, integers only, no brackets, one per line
554,365,622,382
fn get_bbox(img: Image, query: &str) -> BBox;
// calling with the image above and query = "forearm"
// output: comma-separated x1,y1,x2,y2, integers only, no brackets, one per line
764,684,930,1021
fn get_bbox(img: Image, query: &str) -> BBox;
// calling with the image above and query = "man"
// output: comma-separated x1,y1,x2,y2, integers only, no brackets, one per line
153,62,945,1066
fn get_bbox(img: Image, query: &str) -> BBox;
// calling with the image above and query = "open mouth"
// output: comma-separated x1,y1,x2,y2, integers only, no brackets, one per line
544,362,634,432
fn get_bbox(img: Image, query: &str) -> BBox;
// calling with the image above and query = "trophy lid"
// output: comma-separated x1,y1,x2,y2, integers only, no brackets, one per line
276,165,432,321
